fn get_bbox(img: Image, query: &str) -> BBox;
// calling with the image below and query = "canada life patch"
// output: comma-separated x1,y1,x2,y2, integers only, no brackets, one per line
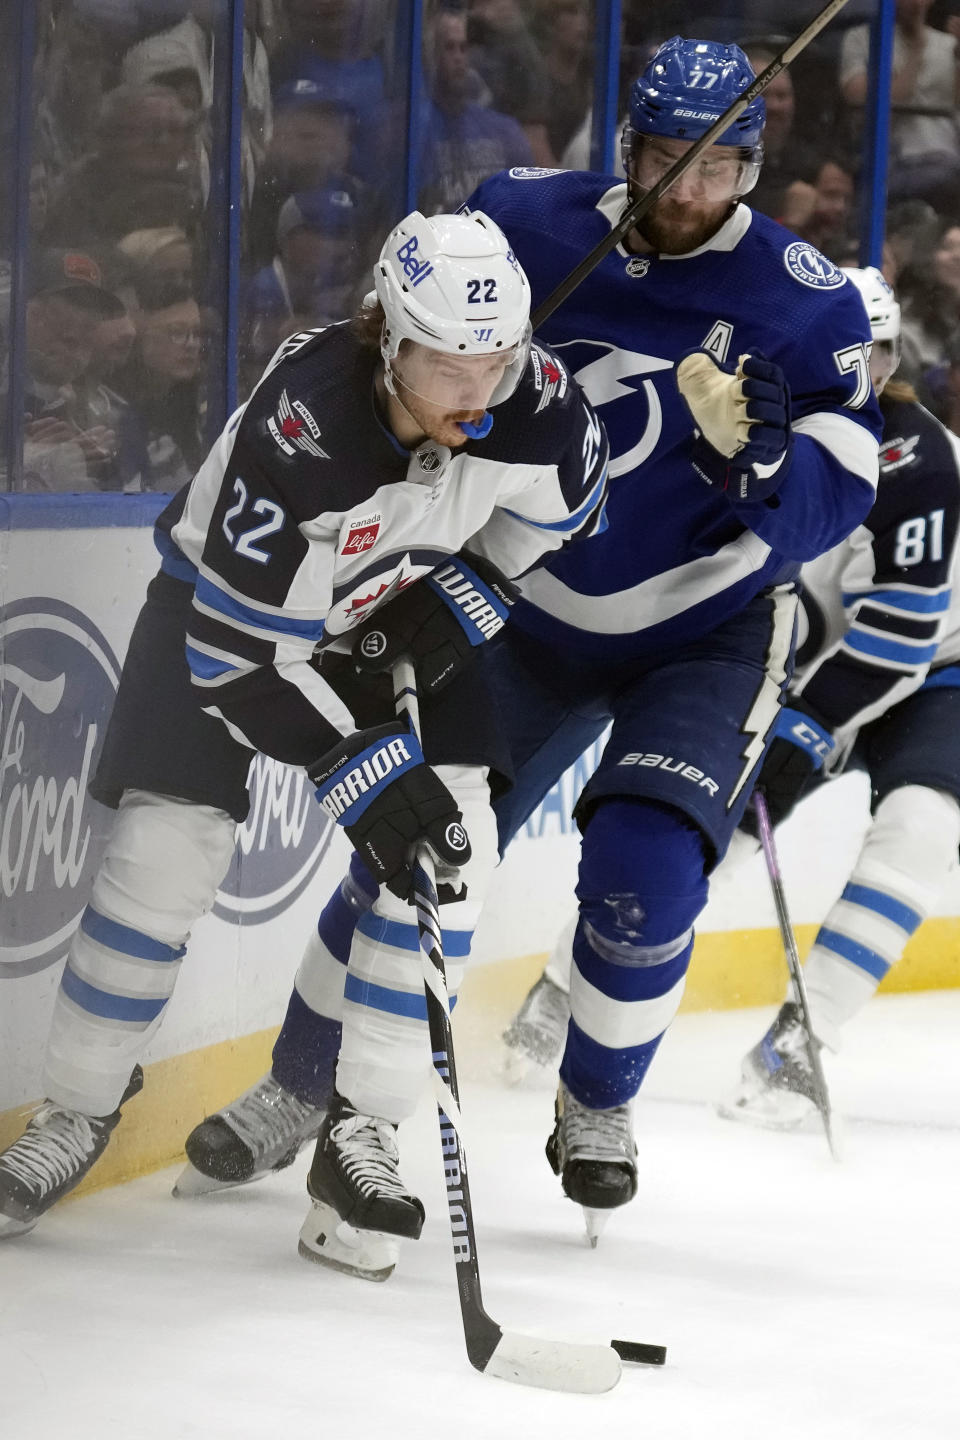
341,512,381,556
783,242,846,290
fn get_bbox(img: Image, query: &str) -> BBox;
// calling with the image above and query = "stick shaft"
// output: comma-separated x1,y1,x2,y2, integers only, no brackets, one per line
754,789,840,1158
393,658,502,1372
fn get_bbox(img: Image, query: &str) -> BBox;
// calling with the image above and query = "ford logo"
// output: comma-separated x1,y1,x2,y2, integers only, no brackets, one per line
0,598,119,976
213,752,336,925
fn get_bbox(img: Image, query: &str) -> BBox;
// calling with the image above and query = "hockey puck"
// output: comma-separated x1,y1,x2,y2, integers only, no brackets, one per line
611,1339,667,1366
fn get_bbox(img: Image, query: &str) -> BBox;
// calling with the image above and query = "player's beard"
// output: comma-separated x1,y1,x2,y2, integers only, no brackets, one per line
395,383,483,448
625,183,736,256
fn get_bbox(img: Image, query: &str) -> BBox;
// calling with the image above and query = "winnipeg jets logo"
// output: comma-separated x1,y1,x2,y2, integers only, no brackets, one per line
880,434,920,472
530,346,568,413
267,390,330,458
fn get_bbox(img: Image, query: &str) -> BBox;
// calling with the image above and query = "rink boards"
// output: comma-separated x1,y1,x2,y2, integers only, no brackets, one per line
2,502,959,1186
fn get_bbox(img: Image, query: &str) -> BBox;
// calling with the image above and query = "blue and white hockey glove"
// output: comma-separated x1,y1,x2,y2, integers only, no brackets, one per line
353,552,517,697
309,721,471,902
676,350,793,502
753,702,836,829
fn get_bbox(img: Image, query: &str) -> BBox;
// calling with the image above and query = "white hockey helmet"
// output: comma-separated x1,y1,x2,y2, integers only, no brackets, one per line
374,209,532,411
842,265,902,393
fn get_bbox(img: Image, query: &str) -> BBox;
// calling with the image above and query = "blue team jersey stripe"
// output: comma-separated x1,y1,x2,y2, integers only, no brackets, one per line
343,973,459,1019
61,966,169,1022
843,588,951,614
81,906,186,963
185,644,238,680
504,464,608,534
841,883,922,933
922,664,960,690
195,574,327,642
844,630,939,666
816,927,891,981
356,911,472,957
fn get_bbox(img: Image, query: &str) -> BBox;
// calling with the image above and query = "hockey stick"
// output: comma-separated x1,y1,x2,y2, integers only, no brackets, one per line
753,789,842,1160
393,658,666,1391
530,0,853,328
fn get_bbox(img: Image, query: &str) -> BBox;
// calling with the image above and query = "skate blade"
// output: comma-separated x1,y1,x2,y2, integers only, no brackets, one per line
172,1161,269,1198
297,1200,399,1282
582,1207,611,1248
0,1211,39,1240
716,1087,818,1133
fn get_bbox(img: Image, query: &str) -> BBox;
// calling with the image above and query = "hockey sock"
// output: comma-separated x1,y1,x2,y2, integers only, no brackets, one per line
335,765,497,1123
562,799,708,1109
44,791,236,1115
272,854,377,1106
802,785,960,1051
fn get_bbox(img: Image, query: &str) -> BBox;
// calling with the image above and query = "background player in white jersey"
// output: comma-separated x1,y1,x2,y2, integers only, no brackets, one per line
0,210,608,1245
182,39,881,1255
720,266,960,1128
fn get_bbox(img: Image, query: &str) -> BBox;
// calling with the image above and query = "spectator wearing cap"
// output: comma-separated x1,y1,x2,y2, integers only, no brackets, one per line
418,6,533,216
269,0,393,189
246,82,358,269
21,249,147,493
244,182,365,381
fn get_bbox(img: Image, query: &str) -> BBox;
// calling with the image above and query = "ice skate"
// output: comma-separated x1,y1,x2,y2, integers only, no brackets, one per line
174,1071,324,1197
545,1081,637,1244
502,972,571,1082
718,1001,821,1131
0,1066,143,1239
299,1092,423,1280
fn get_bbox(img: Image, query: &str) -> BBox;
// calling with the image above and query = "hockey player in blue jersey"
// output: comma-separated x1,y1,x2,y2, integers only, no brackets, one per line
0,211,609,1248
181,38,882,1258
717,266,960,1129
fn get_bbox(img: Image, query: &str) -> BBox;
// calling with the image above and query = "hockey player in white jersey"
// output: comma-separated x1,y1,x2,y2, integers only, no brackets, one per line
184,38,881,1256
0,210,608,1243
720,266,960,1127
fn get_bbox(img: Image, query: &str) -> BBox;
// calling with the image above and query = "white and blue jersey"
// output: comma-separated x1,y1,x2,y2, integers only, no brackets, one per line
794,392,960,764
466,169,882,662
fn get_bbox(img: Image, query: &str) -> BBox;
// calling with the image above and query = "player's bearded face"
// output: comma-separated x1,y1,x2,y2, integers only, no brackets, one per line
626,135,746,254
389,341,512,446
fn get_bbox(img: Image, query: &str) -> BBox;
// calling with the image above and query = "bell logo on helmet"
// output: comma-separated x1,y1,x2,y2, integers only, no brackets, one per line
395,235,434,287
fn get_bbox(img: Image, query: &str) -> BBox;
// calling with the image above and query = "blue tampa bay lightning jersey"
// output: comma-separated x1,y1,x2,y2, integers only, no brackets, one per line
466,168,883,662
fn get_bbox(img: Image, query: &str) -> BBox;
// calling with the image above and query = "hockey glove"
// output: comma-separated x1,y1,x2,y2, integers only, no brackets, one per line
309,721,472,902
752,701,836,830
352,552,517,697
676,350,793,502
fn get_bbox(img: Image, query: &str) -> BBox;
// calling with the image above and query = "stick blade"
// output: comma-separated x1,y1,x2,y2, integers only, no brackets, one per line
482,1330,622,1393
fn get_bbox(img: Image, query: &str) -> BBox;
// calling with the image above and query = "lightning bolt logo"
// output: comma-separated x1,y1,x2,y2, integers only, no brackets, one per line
727,587,798,810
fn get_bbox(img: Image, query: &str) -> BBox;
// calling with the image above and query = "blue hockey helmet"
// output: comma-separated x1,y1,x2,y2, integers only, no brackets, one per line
623,37,765,198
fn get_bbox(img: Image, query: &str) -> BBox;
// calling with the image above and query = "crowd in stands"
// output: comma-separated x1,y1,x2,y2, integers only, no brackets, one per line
4,0,960,493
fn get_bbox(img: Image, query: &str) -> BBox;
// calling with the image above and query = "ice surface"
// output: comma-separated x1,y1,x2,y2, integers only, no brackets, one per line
2,994,958,1439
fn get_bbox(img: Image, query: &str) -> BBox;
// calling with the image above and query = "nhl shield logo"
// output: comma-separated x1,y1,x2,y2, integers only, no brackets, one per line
626,257,650,279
